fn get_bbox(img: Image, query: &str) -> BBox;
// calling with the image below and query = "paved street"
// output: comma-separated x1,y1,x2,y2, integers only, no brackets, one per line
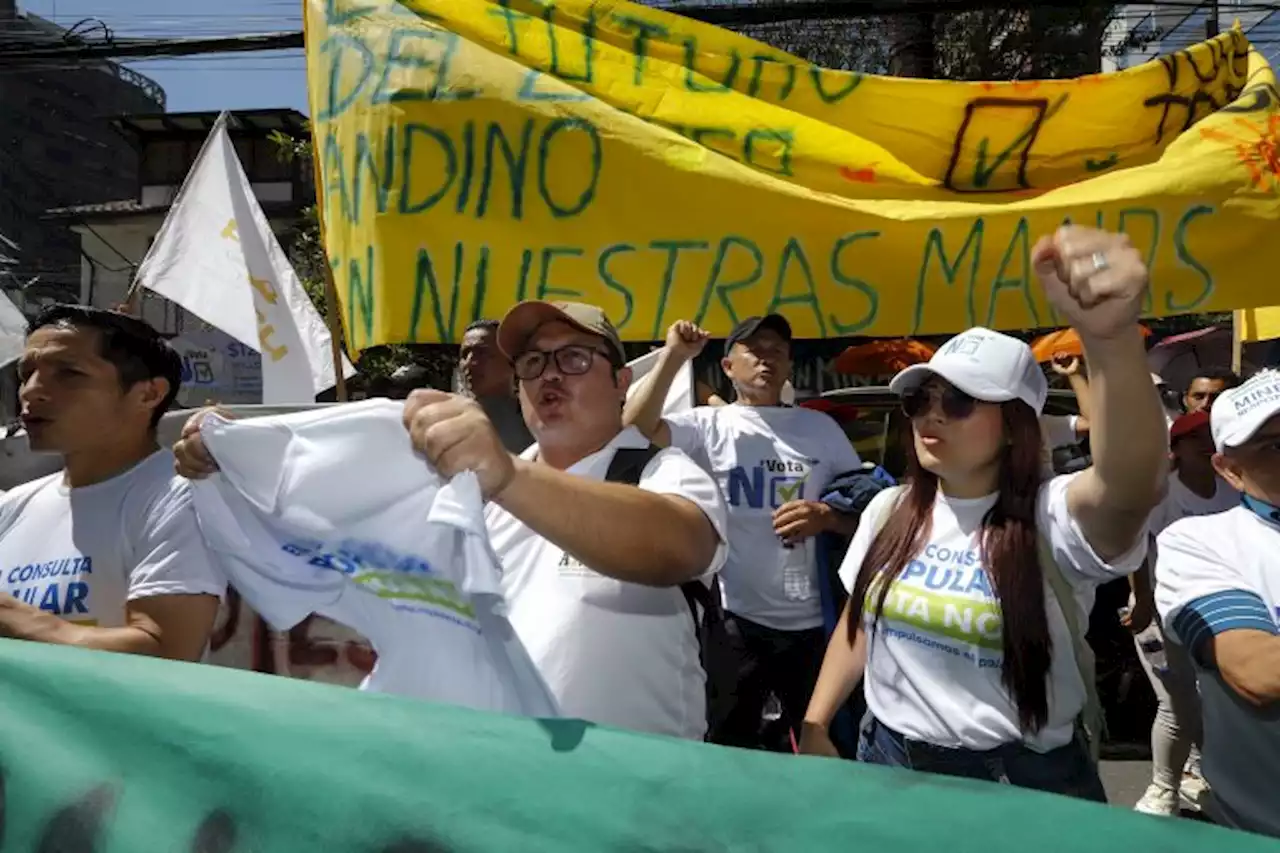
1102,754,1212,823
1101,757,1149,808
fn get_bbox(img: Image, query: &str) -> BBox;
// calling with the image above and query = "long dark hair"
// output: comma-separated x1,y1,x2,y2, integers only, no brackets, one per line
848,400,1052,732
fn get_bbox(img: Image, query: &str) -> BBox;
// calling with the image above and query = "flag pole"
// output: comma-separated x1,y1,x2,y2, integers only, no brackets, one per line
1232,310,1245,374
323,264,348,402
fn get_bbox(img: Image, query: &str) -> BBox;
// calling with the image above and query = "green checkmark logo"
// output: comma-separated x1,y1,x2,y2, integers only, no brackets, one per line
776,473,810,503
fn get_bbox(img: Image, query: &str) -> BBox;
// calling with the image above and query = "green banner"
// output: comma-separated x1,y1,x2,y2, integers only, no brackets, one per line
2,639,1277,852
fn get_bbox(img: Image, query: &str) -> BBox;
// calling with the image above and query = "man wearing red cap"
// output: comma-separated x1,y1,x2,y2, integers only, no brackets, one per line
1132,409,1239,816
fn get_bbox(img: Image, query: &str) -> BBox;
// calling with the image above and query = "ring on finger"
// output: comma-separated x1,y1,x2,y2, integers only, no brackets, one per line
1089,251,1109,274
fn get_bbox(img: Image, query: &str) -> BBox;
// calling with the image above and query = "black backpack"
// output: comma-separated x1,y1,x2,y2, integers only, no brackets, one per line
603,445,725,663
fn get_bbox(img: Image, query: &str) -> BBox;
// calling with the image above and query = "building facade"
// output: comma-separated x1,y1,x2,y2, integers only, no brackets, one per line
44,109,314,407
0,0,164,314
1104,1,1280,72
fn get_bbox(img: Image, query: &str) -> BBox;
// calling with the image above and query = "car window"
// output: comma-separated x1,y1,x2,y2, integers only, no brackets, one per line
831,403,910,480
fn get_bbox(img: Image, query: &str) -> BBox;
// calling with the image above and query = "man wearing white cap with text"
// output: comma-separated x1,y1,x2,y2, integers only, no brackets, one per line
1156,368,1280,838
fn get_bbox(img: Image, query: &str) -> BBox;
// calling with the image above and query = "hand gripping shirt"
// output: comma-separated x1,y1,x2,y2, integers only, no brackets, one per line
190,400,558,719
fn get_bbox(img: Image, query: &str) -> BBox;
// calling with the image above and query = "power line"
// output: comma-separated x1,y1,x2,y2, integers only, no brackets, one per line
0,31,302,68
4,0,1278,60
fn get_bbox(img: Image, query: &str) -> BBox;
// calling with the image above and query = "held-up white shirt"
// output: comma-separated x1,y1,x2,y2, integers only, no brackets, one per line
839,475,1146,752
487,427,728,740
666,405,860,631
1155,507,1280,838
0,450,224,627
190,401,558,718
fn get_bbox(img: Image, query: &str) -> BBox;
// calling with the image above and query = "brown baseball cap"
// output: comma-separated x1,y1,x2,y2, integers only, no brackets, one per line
497,301,626,365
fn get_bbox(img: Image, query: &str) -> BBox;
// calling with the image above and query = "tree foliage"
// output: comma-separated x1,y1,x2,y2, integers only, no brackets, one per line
725,2,1164,81
271,132,457,395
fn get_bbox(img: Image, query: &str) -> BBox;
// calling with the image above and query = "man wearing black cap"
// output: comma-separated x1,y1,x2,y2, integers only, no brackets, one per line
624,315,862,751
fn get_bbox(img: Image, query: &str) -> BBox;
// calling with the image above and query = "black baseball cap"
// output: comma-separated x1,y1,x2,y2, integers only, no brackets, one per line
724,314,792,356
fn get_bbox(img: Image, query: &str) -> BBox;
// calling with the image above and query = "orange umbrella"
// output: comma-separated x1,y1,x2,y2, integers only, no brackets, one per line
833,339,936,376
1030,326,1150,363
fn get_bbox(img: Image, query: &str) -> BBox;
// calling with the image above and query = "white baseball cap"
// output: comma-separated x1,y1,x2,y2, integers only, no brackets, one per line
890,327,1048,415
1210,369,1280,452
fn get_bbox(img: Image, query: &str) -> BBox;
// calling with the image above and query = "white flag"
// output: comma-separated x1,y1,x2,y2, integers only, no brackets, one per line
0,290,26,368
625,349,694,417
134,112,353,404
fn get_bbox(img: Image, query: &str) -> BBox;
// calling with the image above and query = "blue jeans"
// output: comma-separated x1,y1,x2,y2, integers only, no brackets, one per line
857,715,1107,803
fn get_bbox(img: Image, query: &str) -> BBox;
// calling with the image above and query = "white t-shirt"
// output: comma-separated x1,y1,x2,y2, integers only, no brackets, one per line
0,450,224,627
839,475,1146,752
1155,507,1280,838
487,426,728,740
1146,472,1239,538
190,401,558,718
666,405,861,630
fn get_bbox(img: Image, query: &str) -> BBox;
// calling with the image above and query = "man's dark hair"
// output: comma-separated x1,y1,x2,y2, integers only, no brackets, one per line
464,319,499,336
1188,367,1242,389
28,304,182,429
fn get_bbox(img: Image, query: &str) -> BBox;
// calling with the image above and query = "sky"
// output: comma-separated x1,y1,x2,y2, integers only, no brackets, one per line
23,0,309,114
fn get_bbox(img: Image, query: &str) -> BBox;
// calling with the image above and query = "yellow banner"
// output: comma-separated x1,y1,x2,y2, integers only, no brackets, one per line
1239,306,1280,342
305,0,1280,350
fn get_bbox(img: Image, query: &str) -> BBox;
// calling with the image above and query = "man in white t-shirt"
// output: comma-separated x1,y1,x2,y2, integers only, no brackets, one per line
1156,369,1280,838
623,314,861,750
0,305,223,659
402,301,729,740
1130,409,1239,816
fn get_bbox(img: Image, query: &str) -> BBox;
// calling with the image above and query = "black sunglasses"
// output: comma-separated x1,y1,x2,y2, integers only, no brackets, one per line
513,344,612,381
901,385,978,420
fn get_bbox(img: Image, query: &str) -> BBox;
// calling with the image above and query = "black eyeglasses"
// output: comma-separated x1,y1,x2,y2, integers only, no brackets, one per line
901,385,978,420
513,345,612,381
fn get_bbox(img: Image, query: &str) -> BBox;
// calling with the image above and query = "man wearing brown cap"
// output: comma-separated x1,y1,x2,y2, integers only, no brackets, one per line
625,314,862,751
403,300,729,740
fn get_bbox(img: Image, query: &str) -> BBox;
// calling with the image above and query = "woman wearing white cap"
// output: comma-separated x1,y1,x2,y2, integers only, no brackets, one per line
799,227,1168,799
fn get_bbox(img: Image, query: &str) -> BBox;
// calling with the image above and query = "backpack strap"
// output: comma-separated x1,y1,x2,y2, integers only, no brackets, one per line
603,444,720,629
1037,535,1104,762
604,445,663,486
867,485,907,537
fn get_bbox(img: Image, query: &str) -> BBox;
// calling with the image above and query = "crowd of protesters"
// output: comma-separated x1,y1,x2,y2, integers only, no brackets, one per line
1,225,1277,840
